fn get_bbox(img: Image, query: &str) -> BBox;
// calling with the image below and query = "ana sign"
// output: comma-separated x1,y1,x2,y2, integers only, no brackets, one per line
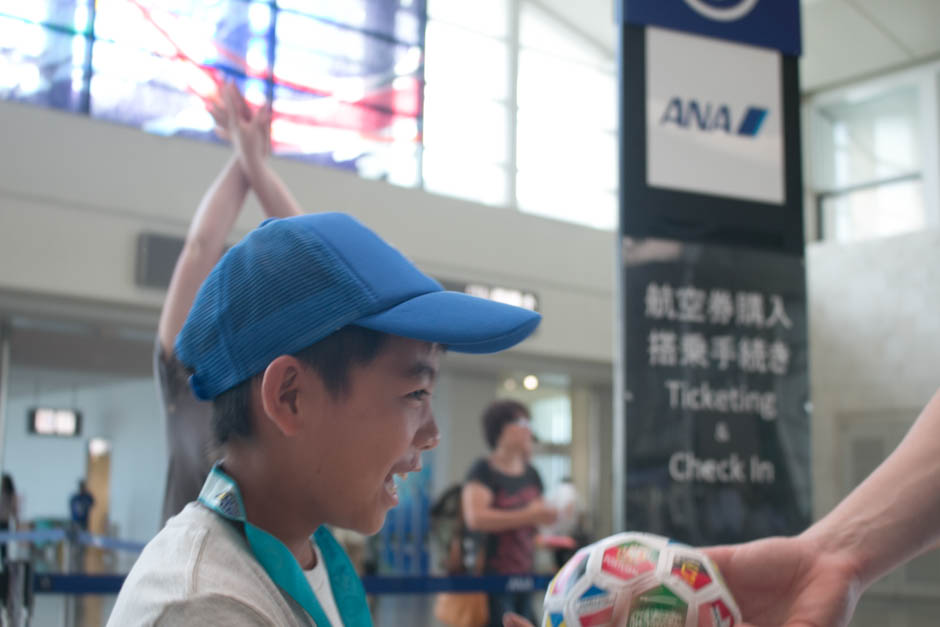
646,27,784,205
659,99,768,137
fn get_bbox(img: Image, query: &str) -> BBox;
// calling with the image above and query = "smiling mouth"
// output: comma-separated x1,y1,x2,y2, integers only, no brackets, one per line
384,474,399,499
384,468,417,500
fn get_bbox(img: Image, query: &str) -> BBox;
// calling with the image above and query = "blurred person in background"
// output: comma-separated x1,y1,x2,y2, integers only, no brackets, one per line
0,473,25,617
0,474,19,565
462,400,558,626
0,475,18,531
156,80,303,523
68,479,94,532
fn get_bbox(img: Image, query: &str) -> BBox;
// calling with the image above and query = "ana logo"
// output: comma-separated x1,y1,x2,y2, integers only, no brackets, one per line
684,0,759,22
660,97,768,137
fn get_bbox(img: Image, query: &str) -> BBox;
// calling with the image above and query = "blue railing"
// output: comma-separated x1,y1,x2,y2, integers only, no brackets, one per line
0,530,553,597
34,573,553,596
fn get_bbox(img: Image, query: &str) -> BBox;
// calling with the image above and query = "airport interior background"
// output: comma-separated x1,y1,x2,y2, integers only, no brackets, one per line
0,0,939,625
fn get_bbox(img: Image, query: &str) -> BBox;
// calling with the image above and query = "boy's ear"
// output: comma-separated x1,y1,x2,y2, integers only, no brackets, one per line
259,355,313,436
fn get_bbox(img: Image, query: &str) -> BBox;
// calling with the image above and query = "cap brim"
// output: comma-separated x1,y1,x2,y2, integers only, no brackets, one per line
354,291,541,353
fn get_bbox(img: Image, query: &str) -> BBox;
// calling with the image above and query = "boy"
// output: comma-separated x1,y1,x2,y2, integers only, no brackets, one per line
109,211,541,625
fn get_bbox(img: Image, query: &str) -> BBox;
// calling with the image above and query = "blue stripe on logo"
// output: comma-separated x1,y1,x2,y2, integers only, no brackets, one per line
737,107,768,136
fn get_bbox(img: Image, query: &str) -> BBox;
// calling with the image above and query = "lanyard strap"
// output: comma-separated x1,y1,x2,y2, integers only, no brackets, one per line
198,466,372,627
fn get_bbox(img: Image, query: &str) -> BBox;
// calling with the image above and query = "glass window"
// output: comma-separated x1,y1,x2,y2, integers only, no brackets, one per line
422,151,509,206
516,50,615,131
424,20,509,102
272,7,423,180
516,175,617,230
531,454,571,500
278,0,425,46
273,4,424,182
811,82,928,242
530,393,572,496
530,395,572,445
815,85,921,191
427,0,507,38
421,4,510,205
820,178,925,244
519,2,607,69
516,115,616,190
515,4,617,230
2,0,426,184
90,1,267,137
0,1,92,111
423,85,508,163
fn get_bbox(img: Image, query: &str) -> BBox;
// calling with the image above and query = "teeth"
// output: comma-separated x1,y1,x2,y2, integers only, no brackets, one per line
397,472,408,479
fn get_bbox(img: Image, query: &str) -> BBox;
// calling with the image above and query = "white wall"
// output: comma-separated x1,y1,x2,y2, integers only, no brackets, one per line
806,227,940,621
0,100,616,366
806,227,940,518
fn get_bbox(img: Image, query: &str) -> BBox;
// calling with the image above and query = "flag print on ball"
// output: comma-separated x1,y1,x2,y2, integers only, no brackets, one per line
542,533,740,627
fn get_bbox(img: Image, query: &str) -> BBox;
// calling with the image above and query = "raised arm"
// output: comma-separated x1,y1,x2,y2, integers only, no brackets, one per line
157,155,249,355
461,482,556,533
160,81,306,354
212,83,304,218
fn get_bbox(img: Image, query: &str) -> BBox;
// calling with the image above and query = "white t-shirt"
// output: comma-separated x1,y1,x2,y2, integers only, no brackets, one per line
108,503,344,626
307,541,343,627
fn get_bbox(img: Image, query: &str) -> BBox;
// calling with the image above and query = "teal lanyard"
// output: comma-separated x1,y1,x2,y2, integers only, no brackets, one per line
198,466,372,627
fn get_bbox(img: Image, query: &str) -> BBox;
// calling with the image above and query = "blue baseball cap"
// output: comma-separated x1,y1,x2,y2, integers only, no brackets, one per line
176,213,541,400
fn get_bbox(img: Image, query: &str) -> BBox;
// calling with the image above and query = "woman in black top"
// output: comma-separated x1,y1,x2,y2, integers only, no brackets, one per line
461,400,558,626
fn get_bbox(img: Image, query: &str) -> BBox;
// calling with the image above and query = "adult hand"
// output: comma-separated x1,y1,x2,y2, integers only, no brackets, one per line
500,536,862,627
207,80,244,142
526,500,558,527
502,612,535,627
703,534,863,627
209,81,272,175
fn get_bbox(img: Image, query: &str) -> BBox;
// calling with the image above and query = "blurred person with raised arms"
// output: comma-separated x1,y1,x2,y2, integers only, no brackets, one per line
156,81,303,523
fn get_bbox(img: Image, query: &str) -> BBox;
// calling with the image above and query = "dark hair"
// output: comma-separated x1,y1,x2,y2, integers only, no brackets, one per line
482,399,530,449
211,325,388,446
1,474,14,497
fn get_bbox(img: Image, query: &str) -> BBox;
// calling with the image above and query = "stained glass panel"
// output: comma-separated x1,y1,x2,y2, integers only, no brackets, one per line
1,0,425,182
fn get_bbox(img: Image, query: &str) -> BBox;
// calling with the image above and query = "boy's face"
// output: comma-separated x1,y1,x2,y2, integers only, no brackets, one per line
295,335,441,534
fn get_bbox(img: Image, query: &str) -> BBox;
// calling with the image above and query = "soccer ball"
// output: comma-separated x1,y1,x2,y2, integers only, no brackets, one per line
541,532,741,627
